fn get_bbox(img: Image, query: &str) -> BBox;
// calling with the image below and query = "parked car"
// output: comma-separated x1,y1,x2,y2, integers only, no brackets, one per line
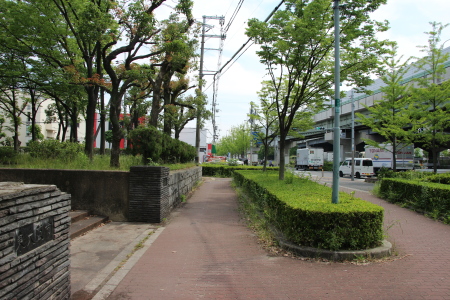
339,158,375,178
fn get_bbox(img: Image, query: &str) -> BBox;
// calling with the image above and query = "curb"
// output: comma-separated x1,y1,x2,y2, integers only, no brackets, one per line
270,225,392,261
89,227,165,300
278,238,392,261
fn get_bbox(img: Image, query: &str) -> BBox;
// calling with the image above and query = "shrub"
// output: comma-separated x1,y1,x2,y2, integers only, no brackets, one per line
129,126,196,164
323,161,333,171
379,178,450,222
27,140,84,161
0,147,18,164
233,170,384,251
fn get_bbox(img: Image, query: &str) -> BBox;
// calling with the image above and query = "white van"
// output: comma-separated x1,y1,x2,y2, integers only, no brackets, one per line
339,158,375,178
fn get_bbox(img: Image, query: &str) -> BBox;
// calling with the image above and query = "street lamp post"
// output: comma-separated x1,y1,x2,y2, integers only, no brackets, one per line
332,0,341,204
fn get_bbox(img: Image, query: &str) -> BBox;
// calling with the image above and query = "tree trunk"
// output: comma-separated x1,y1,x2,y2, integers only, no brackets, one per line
109,88,125,168
392,138,397,172
278,133,286,180
70,106,78,142
100,88,106,155
84,86,97,159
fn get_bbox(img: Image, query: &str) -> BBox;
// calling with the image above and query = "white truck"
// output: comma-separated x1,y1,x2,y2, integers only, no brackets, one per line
247,153,259,166
295,148,324,170
364,144,415,173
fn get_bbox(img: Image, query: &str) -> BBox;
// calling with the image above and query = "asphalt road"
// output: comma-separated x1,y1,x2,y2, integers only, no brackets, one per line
293,169,450,193
293,170,375,193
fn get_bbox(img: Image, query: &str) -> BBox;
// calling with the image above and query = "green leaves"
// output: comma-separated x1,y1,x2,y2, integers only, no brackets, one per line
357,44,415,158
246,0,390,179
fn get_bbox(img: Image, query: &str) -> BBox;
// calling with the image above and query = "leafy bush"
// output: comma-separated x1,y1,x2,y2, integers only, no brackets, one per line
129,126,196,164
323,161,333,171
233,170,384,251
27,140,84,161
0,147,18,164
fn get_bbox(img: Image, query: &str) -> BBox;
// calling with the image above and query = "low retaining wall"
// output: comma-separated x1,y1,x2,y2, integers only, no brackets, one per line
0,168,129,221
0,182,71,299
129,166,202,223
0,166,202,222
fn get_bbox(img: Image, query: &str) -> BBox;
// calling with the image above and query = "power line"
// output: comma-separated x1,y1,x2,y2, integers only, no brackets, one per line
216,0,285,76
224,0,245,33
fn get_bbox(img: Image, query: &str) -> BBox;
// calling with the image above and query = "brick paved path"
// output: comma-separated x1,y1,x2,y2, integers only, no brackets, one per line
108,177,450,300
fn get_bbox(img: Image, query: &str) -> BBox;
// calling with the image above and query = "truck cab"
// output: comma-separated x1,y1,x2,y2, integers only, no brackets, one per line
339,158,375,178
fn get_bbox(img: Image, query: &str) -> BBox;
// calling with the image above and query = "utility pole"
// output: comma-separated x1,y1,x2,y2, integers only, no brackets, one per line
197,15,225,163
332,0,341,204
351,89,355,181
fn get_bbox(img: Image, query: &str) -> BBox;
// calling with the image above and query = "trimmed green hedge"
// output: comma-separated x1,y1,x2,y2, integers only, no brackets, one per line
202,164,278,177
425,174,450,185
379,178,450,222
233,170,384,251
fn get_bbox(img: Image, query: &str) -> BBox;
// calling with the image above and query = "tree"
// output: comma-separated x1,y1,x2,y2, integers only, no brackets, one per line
251,82,280,170
27,124,44,142
0,53,28,151
357,44,414,171
246,0,391,180
0,116,7,145
216,124,252,158
102,0,194,167
409,22,450,173
0,0,114,153
173,89,210,140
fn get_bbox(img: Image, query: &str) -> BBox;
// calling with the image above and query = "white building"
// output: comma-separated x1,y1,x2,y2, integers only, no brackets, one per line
177,127,208,161
1,96,86,146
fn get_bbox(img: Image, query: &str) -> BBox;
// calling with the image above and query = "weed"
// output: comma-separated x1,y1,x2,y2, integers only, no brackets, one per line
235,187,277,249
181,195,187,203
284,170,294,184
383,219,402,240
114,231,154,272
349,191,356,200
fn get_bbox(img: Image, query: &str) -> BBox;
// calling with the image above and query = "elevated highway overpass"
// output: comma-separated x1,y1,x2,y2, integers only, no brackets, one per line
273,47,450,166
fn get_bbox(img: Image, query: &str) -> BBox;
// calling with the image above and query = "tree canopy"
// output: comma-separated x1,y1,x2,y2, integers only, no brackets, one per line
246,0,391,179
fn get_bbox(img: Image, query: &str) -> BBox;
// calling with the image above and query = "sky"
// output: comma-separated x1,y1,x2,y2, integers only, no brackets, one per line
174,0,450,143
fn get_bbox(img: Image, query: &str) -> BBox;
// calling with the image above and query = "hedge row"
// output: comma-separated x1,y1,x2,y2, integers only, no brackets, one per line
379,178,450,222
424,174,450,185
233,170,384,251
202,164,278,177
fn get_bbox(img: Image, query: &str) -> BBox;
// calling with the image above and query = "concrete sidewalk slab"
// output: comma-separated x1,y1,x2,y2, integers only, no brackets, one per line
70,222,158,299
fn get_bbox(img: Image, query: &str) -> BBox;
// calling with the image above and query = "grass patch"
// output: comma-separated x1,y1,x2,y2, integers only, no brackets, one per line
235,184,277,250
3,152,197,171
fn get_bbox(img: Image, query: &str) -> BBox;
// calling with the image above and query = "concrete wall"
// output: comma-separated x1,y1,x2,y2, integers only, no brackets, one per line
0,169,130,221
0,166,202,223
0,182,71,299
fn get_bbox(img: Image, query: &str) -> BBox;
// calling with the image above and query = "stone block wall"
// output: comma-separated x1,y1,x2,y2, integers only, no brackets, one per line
129,166,202,223
0,166,202,223
168,167,202,210
0,182,71,299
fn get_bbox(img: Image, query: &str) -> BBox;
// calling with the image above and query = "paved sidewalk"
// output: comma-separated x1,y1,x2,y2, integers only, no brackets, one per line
98,177,450,300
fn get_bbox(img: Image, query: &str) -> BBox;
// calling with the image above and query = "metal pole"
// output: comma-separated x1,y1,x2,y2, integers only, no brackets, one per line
351,90,355,181
332,0,341,204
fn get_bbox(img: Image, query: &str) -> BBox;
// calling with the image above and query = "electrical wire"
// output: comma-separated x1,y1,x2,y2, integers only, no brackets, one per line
224,0,245,33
